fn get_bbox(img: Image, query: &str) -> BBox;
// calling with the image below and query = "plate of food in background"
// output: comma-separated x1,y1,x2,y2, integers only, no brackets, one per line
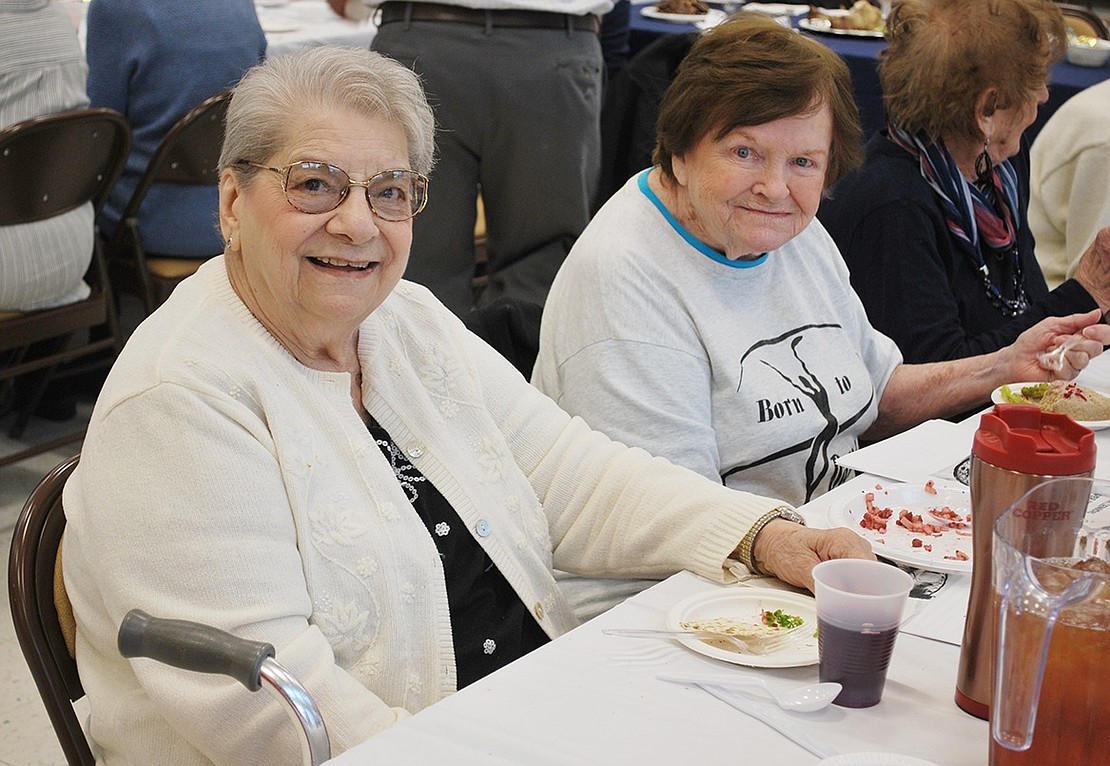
991,381,1110,431
642,0,726,24
799,0,885,37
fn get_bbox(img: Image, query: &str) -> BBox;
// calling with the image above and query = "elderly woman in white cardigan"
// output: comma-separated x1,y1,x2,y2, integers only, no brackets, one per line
62,46,870,765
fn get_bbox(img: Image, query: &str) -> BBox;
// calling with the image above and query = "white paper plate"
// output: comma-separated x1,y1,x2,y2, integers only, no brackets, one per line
741,3,810,16
665,588,818,668
642,5,726,24
990,382,1110,431
797,17,885,37
828,481,973,575
819,754,942,766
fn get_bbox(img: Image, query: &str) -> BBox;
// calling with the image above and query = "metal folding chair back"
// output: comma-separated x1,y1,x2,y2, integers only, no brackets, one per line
0,109,130,468
107,90,232,314
7,454,93,766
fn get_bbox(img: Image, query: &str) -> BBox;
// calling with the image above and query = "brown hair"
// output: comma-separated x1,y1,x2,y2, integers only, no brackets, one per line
653,13,863,189
880,0,1065,144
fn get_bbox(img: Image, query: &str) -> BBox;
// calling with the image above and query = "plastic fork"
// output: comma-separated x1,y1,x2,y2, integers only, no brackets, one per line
603,623,809,655
1037,335,1082,372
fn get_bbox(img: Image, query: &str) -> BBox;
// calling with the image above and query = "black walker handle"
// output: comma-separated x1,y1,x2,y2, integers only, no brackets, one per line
118,609,275,692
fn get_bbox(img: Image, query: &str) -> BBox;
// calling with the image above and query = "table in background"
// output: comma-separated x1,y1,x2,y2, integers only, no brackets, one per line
255,0,376,57
628,3,1110,141
61,0,376,57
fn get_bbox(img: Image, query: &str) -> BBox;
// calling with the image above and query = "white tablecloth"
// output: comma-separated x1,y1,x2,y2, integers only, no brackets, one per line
328,566,987,765
255,0,376,57
329,359,1110,764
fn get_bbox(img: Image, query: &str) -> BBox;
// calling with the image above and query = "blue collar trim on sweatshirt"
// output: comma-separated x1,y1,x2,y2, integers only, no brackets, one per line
637,170,768,269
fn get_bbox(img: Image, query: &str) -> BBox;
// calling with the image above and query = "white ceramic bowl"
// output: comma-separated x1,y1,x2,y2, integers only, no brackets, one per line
1066,38,1110,68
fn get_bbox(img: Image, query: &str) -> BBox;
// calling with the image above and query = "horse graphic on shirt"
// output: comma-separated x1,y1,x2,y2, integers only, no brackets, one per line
724,323,872,502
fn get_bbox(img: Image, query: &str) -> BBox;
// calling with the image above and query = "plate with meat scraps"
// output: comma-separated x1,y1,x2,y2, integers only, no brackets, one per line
827,481,973,575
641,5,727,24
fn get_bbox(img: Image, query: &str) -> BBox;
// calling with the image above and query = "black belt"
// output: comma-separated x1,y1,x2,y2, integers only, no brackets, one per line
378,2,600,32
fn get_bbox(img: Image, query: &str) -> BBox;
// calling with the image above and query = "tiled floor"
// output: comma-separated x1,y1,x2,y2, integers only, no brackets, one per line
1,413,90,766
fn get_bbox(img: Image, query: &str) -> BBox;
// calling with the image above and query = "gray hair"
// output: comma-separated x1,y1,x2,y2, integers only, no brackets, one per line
218,46,435,176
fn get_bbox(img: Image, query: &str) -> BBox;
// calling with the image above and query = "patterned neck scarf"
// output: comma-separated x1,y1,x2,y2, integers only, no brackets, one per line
887,125,1030,317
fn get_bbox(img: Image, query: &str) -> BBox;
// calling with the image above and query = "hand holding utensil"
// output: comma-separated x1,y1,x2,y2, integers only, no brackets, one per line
1037,335,1081,372
658,673,841,712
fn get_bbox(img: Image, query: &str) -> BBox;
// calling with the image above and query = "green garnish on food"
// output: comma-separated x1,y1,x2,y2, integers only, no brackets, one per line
1020,383,1049,401
761,608,804,629
1000,383,1049,404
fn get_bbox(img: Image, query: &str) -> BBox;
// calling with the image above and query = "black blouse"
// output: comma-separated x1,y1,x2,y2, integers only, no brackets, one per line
367,419,549,689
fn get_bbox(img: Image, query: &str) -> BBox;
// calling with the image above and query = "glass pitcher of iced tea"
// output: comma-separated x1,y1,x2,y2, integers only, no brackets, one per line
991,477,1110,765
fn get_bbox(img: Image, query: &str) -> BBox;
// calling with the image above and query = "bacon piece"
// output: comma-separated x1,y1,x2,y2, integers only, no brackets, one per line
924,480,937,495
928,506,969,530
944,550,970,561
897,509,944,535
860,511,888,534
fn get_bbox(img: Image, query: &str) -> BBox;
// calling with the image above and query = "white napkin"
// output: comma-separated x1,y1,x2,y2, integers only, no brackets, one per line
899,575,970,646
835,420,976,484
696,683,839,758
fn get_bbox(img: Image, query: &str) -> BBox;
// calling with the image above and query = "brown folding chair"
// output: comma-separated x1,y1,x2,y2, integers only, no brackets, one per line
0,109,130,468
7,454,93,766
107,90,232,315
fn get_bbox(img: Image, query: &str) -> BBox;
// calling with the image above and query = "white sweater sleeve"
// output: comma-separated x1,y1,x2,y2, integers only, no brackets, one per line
65,381,406,765
462,328,782,582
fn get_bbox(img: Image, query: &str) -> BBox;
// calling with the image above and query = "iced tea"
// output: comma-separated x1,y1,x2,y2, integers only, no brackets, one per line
990,559,1110,765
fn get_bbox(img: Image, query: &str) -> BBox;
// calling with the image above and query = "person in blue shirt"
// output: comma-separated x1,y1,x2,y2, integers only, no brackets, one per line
86,0,266,257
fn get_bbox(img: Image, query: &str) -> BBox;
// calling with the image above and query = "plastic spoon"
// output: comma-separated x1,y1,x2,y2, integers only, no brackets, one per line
658,673,842,713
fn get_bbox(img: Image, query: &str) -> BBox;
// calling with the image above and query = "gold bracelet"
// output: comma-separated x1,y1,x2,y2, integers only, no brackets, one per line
736,506,804,576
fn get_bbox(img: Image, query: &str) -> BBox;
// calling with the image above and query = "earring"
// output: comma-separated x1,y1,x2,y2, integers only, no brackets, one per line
975,141,993,185
224,234,233,251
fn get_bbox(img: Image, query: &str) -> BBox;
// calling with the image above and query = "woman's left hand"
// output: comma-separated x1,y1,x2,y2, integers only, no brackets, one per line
752,520,875,592
1006,309,1110,382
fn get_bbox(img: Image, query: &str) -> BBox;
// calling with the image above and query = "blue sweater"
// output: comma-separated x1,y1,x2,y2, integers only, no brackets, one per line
818,131,1096,364
86,0,265,256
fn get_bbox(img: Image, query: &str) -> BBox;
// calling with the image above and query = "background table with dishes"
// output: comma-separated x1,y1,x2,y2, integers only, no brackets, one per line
60,0,377,57
627,1,1110,141
325,361,1110,764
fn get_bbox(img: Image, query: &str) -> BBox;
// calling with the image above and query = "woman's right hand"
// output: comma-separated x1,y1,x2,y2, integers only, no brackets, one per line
1071,226,1110,312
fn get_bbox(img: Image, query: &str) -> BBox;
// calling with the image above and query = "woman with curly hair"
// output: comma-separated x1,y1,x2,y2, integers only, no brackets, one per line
819,0,1110,365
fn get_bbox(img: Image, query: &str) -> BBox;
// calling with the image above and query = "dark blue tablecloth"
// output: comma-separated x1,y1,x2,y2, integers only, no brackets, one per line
629,4,1110,141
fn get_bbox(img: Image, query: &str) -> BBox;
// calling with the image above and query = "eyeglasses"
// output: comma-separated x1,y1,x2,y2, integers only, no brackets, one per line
235,160,429,221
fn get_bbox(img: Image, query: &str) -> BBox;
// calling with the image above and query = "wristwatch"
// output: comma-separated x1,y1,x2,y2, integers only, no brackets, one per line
736,506,806,576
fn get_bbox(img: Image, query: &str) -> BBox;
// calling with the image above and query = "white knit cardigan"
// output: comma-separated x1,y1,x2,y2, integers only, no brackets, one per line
63,257,778,765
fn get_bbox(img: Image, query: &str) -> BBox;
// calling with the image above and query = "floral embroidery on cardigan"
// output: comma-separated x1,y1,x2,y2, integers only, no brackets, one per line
474,434,508,482
314,601,374,658
377,500,402,522
418,349,464,417
310,499,370,547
